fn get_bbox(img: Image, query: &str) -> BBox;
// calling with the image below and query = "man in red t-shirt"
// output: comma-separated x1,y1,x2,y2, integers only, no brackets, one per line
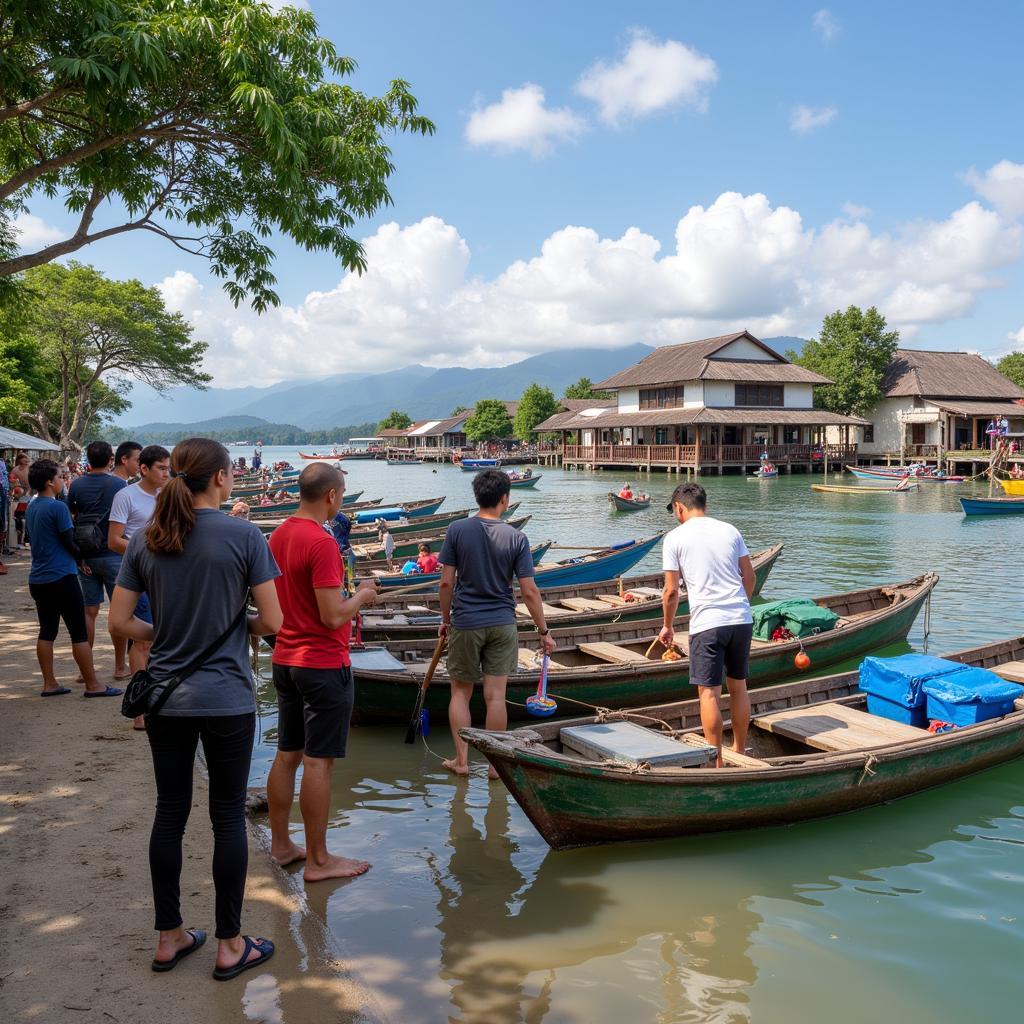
266,462,378,882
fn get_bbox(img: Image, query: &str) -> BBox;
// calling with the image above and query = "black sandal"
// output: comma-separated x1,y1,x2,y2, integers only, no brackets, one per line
151,928,206,972
212,936,274,981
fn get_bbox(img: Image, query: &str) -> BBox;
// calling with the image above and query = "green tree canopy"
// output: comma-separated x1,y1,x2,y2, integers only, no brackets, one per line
995,352,1024,390
792,306,899,416
563,376,612,400
0,0,433,311
464,399,513,443
378,409,412,432
513,382,558,440
450,405,469,415
18,261,209,449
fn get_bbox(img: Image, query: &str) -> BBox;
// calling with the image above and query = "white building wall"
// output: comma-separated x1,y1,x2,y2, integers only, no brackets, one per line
715,338,776,360
825,396,915,453
683,381,703,407
785,383,814,408
617,387,640,413
704,381,734,406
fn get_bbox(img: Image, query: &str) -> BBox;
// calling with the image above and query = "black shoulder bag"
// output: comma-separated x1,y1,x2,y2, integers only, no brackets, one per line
121,606,248,719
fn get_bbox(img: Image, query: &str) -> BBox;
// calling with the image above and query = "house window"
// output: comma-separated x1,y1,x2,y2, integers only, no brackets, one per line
639,386,684,409
863,425,874,443
783,427,801,445
735,384,783,407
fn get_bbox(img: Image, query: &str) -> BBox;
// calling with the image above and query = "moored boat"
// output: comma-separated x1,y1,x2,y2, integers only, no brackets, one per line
999,478,1024,496
353,515,531,563
961,496,1024,516
608,492,651,511
462,632,1024,849
386,457,424,465
846,464,965,483
369,541,553,588
507,472,542,488
812,482,918,494
460,458,501,471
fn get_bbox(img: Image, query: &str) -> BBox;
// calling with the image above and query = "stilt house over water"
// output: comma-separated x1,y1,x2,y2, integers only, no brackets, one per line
535,332,867,474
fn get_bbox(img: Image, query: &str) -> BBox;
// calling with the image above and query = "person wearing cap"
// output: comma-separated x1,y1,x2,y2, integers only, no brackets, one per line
659,482,756,768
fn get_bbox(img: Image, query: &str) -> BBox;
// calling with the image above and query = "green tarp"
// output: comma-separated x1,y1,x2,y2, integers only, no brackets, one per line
751,598,839,641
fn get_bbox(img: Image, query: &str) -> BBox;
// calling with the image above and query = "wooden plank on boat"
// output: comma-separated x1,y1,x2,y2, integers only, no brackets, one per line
516,648,569,672
559,597,614,613
515,601,573,618
991,660,1024,684
560,721,714,767
1015,697,1024,713
578,641,651,664
362,614,410,627
754,701,922,752
596,594,630,607
626,586,662,598
678,732,770,767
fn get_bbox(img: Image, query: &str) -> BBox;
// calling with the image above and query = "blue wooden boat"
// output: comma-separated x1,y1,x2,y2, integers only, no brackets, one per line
960,496,1024,516
532,534,665,588
341,490,365,505
507,473,542,488
846,464,965,483
370,541,553,588
460,458,501,471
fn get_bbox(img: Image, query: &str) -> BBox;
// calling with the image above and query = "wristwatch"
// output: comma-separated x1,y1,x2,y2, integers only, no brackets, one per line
538,627,550,636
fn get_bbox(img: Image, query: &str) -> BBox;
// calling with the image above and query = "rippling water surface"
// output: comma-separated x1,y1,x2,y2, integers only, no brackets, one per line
246,451,1024,1023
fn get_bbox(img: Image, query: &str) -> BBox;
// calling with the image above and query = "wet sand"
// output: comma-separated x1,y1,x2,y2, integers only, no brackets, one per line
0,554,386,1024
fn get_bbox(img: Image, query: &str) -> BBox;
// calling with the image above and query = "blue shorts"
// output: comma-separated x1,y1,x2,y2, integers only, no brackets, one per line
79,553,122,607
134,591,153,625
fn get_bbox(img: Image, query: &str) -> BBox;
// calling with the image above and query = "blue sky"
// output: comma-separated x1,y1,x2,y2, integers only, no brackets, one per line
14,1,1024,385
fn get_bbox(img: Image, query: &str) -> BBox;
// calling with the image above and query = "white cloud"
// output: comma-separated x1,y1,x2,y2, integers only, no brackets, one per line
813,9,839,42
12,212,64,249
161,194,1023,384
265,0,311,11
790,104,838,133
465,84,585,156
576,30,718,125
1008,326,1024,348
841,202,871,219
963,160,1024,220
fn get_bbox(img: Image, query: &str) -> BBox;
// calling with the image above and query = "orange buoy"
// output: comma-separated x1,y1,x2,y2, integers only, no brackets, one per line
794,651,811,671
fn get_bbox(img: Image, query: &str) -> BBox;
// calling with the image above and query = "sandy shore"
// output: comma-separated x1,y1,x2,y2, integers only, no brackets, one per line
0,554,385,1024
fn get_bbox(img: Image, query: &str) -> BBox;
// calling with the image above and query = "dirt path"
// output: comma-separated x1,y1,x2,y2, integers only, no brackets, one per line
0,555,386,1024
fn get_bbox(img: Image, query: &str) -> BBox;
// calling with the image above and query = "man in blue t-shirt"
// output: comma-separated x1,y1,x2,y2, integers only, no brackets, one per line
68,440,129,678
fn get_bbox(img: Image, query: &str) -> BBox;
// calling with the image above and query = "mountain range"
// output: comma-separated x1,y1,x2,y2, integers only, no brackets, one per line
117,337,807,430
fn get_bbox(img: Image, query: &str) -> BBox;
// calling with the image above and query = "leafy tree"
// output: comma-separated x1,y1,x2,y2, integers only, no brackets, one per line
513,382,558,441
19,262,209,449
792,306,899,415
995,352,1024,389
450,405,470,415
464,399,514,443
0,290,50,428
378,409,412,432
563,376,612,400
0,0,434,311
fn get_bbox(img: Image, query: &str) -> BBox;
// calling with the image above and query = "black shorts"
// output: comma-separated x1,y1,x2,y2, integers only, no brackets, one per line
689,623,753,687
272,664,354,759
29,574,88,644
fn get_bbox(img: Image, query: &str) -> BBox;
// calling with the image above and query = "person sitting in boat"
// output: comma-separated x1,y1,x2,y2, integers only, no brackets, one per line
229,500,250,519
619,483,634,500
258,493,275,506
760,462,776,475
417,543,439,574
1010,463,1024,479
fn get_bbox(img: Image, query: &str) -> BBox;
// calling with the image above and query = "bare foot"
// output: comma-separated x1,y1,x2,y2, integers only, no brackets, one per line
114,668,131,680
442,758,470,776
271,841,307,867
303,854,371,883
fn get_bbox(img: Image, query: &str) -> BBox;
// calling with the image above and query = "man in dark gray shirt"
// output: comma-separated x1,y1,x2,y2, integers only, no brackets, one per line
438,470,555,777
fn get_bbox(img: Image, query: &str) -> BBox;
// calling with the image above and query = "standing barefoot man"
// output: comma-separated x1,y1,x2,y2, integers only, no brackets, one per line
660,483,756,768
266,462,378,881
438,470,556,777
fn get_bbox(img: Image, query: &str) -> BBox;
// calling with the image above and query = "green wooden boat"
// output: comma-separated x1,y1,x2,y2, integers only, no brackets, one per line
354,515,531,563
252,496,468,535
347,502,522,543
360,543,783,640
349,574,937,723
461,633,1024,849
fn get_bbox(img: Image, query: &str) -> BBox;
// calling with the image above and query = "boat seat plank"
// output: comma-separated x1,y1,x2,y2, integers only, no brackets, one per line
754,701,922,752
596,595,630,607
991,661,1024,684
515,602,573,618
559,597,613,612
516,649,569,672
362,614,410,627
626,587,662,598
578,641,651,664
678,732,770,767
561,722,715,768
1014,697,1024,713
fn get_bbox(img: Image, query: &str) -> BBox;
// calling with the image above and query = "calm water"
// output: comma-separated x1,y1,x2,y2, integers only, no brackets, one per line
246,449,1024,1023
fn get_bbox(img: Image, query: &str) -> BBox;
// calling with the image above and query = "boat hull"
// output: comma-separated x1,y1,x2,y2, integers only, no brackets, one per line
847,465,964,483
999,479,1024,496
961,496,1024,515
508,475,541,488
460,459,501,470
608,493,650,511
372,541,552,588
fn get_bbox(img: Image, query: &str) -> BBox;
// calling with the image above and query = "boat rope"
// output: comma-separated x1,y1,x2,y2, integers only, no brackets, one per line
857,752,879,786
625,760,652,774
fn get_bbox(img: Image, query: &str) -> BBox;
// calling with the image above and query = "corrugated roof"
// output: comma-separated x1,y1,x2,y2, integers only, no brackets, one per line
930,400,1024,418
0,426,60,451
559,398,617,412
407,414,468,437
595,332,830,389
883,349,1024,399
535,407,868,430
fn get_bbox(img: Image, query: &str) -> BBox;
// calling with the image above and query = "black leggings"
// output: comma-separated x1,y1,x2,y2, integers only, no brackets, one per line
145,713,255,939
29,574,88,643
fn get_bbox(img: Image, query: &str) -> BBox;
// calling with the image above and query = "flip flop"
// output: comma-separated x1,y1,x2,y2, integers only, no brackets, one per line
40,687,72,697
151,928,206,973
84,685,124,698
212,936,274,982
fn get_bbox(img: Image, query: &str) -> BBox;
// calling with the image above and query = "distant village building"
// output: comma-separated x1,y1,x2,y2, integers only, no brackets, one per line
535,332,866,473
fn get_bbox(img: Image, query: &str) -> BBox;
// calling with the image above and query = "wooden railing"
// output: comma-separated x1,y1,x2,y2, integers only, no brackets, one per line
561,443,857,466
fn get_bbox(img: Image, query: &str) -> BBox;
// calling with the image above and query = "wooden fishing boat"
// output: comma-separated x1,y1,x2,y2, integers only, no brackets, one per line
461,632,1024,849
238,489,368,518
370,541,553,589
531,534,664,588
460,458,501,471
360,543,783,640
747,470,778,481
386,457,424,465
349,497,446,524
846,465,965,483
812,482,918,494
960,496,1024,516
348,501,520,543
354,515,531,563
608,492,651,511
999,478,1024,496
507,473,542,488
350,573,936,723
230,479,300,498
298,450,347,460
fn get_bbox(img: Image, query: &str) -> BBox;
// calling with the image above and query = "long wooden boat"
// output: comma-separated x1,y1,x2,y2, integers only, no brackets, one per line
360,543,783,641
350,574,937,723
230,479,301,498
349,496,446,524
354,515,531,563
386,458,424,465
608,492,650,511
349,501,520,542
461,633,1024,849
508,473,541,488
961,496,1024,516
239,489,369,518
999,478,1024,496
846,464,965,483
460,458,501,471
370,541,553,588
812,482,918,494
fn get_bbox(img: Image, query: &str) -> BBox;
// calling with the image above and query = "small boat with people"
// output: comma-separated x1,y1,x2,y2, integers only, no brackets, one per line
748,454,779,480
846,464,965,483
386,457,424,465
608,482,650,511
353,515,532,563
459,457,502,471
506,468,541,488
812,481,917,494
462,632,1024,849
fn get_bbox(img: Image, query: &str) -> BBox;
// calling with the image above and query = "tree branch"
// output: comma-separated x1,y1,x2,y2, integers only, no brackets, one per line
0,86,72,124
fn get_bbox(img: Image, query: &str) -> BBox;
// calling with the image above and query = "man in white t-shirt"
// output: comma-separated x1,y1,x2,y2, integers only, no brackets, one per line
660,482,756,767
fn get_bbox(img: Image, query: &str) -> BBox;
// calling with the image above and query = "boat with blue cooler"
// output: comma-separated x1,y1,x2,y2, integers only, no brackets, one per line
352,496,445,524
530,534,664,588
460,633,1024,849
369,541,553,588
961,495,1024,515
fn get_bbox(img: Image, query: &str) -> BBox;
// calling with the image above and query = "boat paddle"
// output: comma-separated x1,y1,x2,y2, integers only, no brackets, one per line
404,633,447,744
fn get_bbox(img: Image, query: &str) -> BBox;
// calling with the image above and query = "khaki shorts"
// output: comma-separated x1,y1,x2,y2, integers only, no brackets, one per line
447,624,519,683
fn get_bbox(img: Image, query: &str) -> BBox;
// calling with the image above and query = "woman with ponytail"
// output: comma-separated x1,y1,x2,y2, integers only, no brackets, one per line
109,438,283,982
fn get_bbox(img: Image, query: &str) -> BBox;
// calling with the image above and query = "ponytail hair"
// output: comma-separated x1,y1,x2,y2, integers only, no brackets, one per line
147,438,231,555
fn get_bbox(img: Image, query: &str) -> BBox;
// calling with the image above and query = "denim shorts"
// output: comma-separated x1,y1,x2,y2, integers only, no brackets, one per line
79,553,123,607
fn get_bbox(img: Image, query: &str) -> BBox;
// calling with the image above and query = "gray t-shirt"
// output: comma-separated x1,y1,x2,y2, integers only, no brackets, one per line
438,516,534,629
117,508,280,716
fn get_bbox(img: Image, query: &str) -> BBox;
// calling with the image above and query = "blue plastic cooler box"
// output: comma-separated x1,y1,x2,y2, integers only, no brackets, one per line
354,507,404,524
922,668,1024,726
858,654,971,727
